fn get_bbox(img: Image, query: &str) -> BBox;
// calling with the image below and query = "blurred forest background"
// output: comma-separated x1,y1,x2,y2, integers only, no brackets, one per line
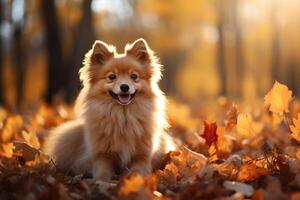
0,0,299,108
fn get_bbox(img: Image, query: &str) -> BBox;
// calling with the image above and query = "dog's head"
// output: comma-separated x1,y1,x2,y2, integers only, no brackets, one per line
80,38,162,105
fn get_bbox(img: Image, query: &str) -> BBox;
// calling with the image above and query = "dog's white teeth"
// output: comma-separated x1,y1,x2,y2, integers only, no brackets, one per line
118,95,131,104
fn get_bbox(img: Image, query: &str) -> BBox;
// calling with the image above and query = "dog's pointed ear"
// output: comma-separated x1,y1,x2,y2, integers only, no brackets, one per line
125,38,152,64
91,40,114,64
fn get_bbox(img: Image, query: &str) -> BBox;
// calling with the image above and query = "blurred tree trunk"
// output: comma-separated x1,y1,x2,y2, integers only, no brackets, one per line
287,60,298,94
12,0,26,107
233,0,244,98
160,50,186,95
271,1,280,82
216,0,227,96
0,1,4,105
65,0,95,102
42,0,64,103
12,25,25,106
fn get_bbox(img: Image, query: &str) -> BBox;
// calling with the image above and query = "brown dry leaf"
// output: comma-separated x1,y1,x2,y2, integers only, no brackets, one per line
226,104,238,131
264,81,293,115
155,169,177,188
236,113,263,140
237,163,257,182
118,174,145,196
170,149,206,178
165,162,179,178
290,113,300,141
13,141,49,164
237,162,269,182
13,141,39,162
22,130,41,149
296,148,300,161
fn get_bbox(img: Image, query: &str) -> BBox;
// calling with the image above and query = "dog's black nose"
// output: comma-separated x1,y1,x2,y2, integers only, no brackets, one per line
120,84,130,93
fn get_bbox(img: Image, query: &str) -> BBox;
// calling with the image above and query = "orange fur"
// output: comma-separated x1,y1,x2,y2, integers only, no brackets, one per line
44,38,176,180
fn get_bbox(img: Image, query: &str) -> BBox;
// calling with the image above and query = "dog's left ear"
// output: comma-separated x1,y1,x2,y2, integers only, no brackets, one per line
125,38,151,64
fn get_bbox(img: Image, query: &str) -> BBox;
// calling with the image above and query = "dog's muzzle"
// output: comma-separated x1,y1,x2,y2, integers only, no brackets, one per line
109,90,137,105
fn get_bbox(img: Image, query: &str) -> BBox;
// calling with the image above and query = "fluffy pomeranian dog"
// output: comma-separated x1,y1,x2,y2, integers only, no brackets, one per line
44,38,176,180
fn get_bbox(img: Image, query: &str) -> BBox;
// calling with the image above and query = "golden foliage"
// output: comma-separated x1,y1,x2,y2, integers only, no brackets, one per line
264,81,293,115
236,113,263,140
167,98,198,132
0,83,299,198
1,115,23,142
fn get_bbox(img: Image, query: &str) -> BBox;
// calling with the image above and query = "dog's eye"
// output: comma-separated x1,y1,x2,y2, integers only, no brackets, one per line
130,74,139,81
107,74,117,81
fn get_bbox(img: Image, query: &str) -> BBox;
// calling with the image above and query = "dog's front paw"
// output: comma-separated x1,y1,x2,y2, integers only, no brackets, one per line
93,159,113,181
130,163,152,176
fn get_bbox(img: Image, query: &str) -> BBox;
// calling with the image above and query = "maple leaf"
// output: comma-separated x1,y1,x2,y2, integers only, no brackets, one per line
236,113,263,140
290,113,300,141
201,121,218,146
264,81,293,114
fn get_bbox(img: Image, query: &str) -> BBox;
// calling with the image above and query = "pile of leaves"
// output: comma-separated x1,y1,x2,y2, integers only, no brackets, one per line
0,81,300,200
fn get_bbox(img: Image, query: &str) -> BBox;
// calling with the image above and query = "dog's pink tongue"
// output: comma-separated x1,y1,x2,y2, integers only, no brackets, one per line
118,95,131,104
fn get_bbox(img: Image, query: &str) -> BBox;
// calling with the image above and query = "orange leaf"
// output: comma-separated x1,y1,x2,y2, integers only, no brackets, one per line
290,113,300,141
165,162,179,177
119,174,144,196
296,148,300,160
202,121,218,146
264,81,293,114
237,163,270,182
237,163,258,182
216,127,232,158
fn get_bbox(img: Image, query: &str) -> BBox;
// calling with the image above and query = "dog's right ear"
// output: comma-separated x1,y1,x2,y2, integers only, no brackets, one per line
91,40,114,64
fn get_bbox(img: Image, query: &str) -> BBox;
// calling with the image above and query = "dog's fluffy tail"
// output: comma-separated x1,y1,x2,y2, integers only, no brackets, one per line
43,120,91,174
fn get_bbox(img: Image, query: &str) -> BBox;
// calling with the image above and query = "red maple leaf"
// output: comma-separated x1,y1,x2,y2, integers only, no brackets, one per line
202,121,218,146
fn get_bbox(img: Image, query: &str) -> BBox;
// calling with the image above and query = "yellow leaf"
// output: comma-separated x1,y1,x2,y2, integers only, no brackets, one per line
1,115,23,142
119,174,145,196
22,130,40,149
264,81,293,114
236,114,263,139
290,113,300,141
0,142,14,157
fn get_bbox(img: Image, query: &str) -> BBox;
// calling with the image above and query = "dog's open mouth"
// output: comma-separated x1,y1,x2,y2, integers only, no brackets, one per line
109,90,137,105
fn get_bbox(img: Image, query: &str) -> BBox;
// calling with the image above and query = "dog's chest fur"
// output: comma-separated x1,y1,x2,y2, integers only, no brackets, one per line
83,99,154,165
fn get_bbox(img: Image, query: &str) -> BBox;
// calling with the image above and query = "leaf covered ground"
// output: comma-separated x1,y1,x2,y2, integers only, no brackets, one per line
0,81,300,200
